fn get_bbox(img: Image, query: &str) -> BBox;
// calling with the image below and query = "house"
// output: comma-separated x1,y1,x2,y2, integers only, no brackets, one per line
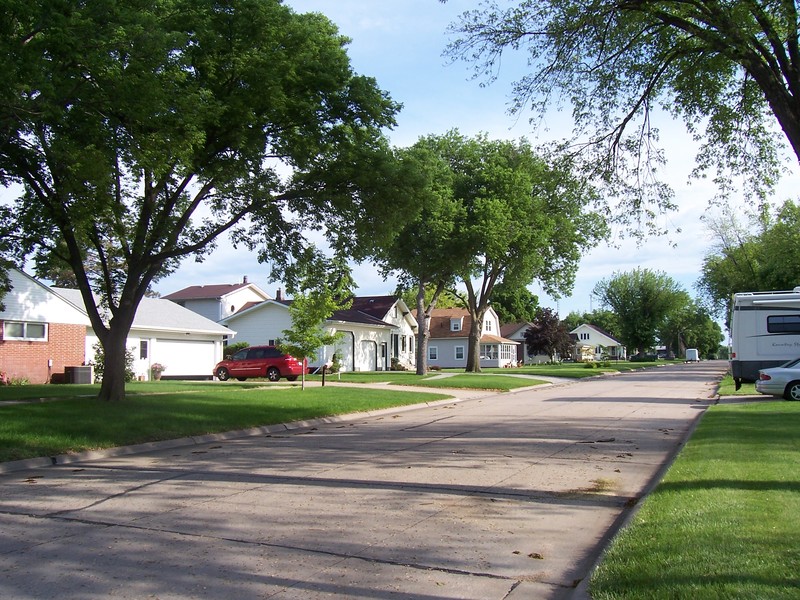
499,322,551,364
0,268,232,383
0,268,91,384
569,324,626,361
215,295,418,372
163,276,272,322
423,308,518,369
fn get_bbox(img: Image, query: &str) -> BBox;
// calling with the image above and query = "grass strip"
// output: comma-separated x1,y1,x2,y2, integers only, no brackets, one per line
0,384,449,463
590,400,800,599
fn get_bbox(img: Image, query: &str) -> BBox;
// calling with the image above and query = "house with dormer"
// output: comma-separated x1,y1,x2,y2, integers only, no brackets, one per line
163,277,272,322
569,324,626,361
423,307,518,369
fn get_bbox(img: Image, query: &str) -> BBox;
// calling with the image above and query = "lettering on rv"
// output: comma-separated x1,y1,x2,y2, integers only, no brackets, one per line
771,342,800,348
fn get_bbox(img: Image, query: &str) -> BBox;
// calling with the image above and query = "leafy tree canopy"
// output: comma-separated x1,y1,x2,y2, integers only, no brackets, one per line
698,199,800,322
524,307,572,361
490,282,539,324
0,0,411,400
593,268,686,354
444,0,800,230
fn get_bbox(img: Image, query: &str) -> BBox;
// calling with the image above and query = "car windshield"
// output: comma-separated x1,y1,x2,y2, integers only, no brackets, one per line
779,357,800,368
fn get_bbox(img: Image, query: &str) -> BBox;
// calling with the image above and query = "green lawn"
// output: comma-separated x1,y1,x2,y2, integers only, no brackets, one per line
0,382,449,463
323,371,548,390
590,400,800,599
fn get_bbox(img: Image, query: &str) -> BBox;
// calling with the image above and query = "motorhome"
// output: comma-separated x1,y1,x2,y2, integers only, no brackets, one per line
730,287,800,389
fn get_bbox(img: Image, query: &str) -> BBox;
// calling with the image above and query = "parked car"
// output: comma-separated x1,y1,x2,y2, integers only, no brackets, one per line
214,345,303,382
755,358,800,400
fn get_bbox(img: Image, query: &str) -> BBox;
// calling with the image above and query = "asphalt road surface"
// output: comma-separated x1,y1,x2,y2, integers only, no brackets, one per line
0,361,727,599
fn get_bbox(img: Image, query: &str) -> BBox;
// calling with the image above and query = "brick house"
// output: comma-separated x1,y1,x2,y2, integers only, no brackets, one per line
0,269,89,384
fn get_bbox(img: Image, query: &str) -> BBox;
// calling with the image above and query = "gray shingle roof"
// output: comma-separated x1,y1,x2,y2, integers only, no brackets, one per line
53,288,232,335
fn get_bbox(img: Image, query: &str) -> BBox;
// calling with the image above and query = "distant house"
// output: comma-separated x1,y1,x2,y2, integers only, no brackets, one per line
424,308,518,369
499,322,551,364
569,324,626,361
216,295,418,372
163,276,272,322
0,269,232,383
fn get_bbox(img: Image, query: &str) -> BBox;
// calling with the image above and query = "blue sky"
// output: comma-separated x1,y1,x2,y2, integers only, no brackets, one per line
152,1,797,317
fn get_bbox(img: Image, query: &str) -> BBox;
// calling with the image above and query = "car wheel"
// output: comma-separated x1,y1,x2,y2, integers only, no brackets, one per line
266,367,281,382
286,375,298,382
784,381,800,401
236,377,247,382
216,367,230,381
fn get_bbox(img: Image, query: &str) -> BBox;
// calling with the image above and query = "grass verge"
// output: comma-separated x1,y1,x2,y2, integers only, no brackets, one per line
590,400,800,599
0,383,449,463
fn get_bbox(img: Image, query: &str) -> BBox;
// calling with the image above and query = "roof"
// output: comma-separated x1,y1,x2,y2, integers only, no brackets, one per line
163,283,264,301
54,288,232,336
570,323,623,345
349,296,403,320
222,298,395,329
500,322,533,338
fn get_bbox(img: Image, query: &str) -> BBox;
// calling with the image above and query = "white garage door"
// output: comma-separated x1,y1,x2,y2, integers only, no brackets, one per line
156,339,217,378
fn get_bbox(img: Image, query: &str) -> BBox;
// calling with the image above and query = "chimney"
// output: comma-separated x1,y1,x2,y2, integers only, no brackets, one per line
242,275,248,284
276,288,283,301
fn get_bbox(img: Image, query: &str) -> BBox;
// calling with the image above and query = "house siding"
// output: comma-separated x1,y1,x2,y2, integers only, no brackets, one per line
0,321,86,383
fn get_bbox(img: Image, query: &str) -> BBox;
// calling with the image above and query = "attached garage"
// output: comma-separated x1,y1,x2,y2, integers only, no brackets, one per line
155,339,218,379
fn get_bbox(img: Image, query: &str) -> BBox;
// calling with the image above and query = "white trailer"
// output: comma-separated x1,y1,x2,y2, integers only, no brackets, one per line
730,288,800,388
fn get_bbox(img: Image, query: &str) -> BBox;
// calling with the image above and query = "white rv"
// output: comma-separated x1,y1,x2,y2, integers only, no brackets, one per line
730,287,800,389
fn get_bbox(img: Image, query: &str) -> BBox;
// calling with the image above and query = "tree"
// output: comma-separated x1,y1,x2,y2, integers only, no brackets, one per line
376,143,468,375
524,307,572,362
444,1,799,224
399,131,606,372
490,282,539,324
659,296,724,358
278,251,354,390
593,268,686,355
0,0,410,401
698,200,800,322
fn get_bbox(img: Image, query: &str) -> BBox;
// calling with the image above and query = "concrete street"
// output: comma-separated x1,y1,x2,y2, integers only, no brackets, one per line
0,361,727,599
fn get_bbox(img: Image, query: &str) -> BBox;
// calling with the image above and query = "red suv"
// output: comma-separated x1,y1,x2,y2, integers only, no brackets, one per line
214,345,304,382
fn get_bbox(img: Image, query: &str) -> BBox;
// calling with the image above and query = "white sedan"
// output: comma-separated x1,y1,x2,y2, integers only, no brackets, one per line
756,358,800,400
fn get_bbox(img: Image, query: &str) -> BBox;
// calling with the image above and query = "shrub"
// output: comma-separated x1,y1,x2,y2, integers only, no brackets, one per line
223,342,250,359
92,341,136,383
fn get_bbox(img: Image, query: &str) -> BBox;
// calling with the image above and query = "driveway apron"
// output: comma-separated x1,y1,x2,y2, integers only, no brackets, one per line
0,362,726,599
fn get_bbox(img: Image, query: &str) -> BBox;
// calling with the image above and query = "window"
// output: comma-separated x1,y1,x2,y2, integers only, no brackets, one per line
429,346,438,360
455,346,464,360
3,321,47,341
581,332,590,340
140,341,149,360
401,336,407,352
768,315,800,334
451,319,461,332
484,320,493,332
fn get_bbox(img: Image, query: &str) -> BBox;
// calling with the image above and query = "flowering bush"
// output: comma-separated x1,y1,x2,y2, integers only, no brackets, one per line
0,371,9,386
150,363,166,375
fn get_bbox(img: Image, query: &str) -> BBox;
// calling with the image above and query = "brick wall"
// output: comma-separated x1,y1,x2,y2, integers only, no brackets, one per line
0,322,86,384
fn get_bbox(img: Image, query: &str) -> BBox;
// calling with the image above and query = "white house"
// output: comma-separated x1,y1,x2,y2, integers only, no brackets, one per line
163,277,272,322
424,308,518,369
54,288,234,380
0,268,232,383
569,324,626,361
217,296,418,372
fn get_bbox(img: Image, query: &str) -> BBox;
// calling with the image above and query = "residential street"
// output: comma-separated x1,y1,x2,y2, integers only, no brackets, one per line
0,361,727,599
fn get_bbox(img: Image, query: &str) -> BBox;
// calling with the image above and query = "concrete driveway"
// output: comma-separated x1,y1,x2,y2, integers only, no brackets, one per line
0,361,727,599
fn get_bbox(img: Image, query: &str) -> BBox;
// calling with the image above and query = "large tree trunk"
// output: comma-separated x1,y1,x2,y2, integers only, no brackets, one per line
465,314,483,373
415,283,429,376
98,325,130,402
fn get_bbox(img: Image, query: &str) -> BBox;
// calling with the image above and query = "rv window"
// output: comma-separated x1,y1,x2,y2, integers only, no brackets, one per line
767,315,800,333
